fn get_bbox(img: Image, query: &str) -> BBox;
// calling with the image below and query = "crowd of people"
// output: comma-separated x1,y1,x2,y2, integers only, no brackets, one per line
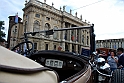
96,48,124,71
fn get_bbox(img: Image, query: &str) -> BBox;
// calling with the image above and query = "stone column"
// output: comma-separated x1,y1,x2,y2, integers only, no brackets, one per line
69,43,72,52
40,40,45,50
49,41,53,50
66,24,70,41
61,22,65,41
41,14,45,38
80,30,83,44
75,44,78,53
61,42,65,51
75,29,77,42
69,24,72,42
79,29,81,43
83,30,86,46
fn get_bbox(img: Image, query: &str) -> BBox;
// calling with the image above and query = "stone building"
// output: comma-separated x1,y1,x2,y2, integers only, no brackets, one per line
7,0,93,54
7,16,23,49
96,38,124,50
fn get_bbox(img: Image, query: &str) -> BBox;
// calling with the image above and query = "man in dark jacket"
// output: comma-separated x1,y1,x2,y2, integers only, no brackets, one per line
117,48,124,68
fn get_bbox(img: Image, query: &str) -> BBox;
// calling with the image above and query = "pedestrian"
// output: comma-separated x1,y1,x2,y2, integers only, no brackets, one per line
14,47,21,54
107,50,118,71
117,48,124,69
95,49,101,59
100,51,108,61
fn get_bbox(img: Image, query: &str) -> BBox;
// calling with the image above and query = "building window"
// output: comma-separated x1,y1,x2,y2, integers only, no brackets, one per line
33,20,40,36
77,30,79,42
53,26,58,39
35,14,40,18
44,23,50,38
78,45,80,54
65,43,68,51
118,42,119,48
71,30,74,41
64,30,67,40
15,26,17,33
45,44,48,50
46,17,50,21
26,15,28,19
82,35,84,43
72,44,75,52
87,36,89,45
54,45,56,50
24,21,27,32
110,43,111,48
34,43,37,50
121,42,122,47
82,30,84,33
45,23,50,29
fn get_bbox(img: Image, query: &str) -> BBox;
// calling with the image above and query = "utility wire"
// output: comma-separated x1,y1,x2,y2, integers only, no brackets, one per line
72,0,104,11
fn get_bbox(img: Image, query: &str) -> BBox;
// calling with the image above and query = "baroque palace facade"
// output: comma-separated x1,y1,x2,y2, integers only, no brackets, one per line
96,38,124,50
7,0,93,54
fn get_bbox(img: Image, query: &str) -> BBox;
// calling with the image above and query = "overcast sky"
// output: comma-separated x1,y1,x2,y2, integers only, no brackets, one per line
0,0,124,40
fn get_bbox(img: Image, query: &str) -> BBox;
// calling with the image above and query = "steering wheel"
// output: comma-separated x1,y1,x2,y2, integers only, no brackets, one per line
11,41,34,57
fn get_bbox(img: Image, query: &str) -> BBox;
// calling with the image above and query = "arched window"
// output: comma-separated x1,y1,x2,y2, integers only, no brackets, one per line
44,23,50,37
45,23,50,30
53,26,58,39
33,20,40,36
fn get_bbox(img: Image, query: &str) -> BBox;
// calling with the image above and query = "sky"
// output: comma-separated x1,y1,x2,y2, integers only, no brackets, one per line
0,0,124,40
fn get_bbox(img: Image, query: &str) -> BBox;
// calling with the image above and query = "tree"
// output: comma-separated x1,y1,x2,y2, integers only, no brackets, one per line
0,21,6,42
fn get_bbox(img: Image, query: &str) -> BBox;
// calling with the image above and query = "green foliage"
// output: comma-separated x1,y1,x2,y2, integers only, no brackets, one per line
0,21,6,42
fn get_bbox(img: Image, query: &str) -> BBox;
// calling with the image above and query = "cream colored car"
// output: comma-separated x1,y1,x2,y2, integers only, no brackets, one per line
0,46,93,83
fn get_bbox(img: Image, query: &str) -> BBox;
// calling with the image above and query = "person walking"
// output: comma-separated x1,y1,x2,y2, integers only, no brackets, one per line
107,50,118,71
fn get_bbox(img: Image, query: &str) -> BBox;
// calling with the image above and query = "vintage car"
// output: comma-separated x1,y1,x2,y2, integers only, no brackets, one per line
0,46,93,83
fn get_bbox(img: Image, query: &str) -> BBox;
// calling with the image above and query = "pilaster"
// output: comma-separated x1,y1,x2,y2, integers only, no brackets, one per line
40,40,45,50
69,43,72,52
27,12,34,32
69,24,72,42
60,42,65,51
61,22,65,41
49,41,53,50
75,29,77,42
79,30,81,43
75,44,78,54
41,14,45,38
